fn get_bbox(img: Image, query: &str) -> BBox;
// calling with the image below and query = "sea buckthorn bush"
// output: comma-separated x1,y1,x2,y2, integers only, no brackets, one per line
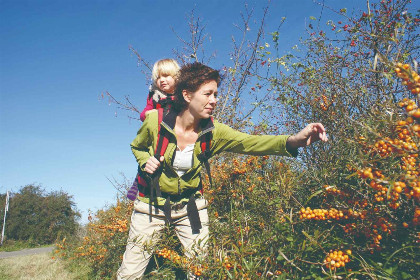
55,199,133,279
256,0,419,278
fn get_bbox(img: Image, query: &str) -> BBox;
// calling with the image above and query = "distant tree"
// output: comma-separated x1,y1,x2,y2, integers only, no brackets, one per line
1,185,80,245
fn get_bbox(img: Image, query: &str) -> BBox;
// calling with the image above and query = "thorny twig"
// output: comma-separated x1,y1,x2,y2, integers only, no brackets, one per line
106,175,130,198
171,9,215,64
216,3,270,126
103,91,141,121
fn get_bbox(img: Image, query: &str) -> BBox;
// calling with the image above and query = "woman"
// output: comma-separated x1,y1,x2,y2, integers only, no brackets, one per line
117,62,327,279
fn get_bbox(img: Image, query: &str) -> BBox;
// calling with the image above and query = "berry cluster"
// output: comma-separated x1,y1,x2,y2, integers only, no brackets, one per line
323,185,349,197
413,207,420,226
299,207,365,221
324,249,351,270
223,256,235,270
395,63,420,96
156,248,205,276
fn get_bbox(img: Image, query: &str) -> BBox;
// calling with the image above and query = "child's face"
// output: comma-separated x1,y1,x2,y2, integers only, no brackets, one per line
156,74,175,94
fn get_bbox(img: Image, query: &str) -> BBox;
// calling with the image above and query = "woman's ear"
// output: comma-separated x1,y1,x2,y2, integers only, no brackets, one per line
182,90,191,103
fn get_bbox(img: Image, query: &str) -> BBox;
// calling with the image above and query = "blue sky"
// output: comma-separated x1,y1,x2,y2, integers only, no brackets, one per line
0,0,369,224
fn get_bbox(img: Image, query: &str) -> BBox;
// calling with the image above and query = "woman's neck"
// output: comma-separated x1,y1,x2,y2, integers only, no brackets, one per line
176,109,200,133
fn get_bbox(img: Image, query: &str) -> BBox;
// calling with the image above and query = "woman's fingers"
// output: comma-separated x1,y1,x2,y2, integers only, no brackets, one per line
144,156,163,174
312,123,328,142
287,123,328,149
302,123,328,146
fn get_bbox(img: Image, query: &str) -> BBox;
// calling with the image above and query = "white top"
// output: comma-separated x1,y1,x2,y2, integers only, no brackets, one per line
172,144,194,176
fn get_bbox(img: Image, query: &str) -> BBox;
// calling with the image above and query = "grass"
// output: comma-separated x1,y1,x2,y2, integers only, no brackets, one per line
0,252,90,280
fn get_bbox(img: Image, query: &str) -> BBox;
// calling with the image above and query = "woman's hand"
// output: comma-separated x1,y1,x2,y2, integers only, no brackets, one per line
286,123,328,150
144,156,165,174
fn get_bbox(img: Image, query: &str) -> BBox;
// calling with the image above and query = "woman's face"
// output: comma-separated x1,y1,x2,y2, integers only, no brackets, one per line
184,80,218,119
156,74,176,94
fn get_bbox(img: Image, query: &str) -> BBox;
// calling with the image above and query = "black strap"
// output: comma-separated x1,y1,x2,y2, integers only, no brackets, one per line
149,169,162,222
203,160,213,189
197,150,213,190
163,197,172,225
159,195,202,233
187,194,202,234
148,154,164,222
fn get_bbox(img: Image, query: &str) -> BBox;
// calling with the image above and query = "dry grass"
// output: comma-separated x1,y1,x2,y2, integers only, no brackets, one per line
0,252,88,280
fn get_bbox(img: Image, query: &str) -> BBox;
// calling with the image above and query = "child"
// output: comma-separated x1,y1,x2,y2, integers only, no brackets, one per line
140,58,180,121
127,58,180,200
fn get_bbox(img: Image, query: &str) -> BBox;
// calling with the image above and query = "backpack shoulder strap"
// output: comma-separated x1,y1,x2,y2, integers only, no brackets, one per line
128,108,171,204
197,117,214,189
148,107,169,219
157,107,163,133
154,108,170,159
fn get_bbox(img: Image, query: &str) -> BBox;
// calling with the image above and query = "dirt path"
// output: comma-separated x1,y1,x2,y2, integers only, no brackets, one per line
0,246,54,259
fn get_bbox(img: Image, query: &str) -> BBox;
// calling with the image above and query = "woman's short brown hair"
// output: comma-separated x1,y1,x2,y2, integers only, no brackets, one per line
173,62,221,112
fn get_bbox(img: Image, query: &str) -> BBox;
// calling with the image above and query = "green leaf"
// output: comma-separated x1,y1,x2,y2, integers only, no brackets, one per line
304,188,325,205
401,272,414,279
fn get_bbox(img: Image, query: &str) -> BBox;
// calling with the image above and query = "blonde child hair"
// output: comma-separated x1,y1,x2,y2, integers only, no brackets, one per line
152,59,180,85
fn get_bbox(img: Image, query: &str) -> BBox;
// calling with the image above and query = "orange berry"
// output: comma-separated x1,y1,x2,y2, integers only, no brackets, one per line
406,104,414,112
394,186,402,193
412,109,420,118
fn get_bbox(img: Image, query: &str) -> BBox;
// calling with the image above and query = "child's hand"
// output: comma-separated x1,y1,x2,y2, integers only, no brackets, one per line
144,156,164,174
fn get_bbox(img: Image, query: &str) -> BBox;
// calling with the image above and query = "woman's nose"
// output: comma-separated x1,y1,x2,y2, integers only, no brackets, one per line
209,95,217,104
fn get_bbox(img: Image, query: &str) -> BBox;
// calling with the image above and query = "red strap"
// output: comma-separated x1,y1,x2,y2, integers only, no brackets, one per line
157,108,163,134
160,136,169,156
200,129,212,153
155,108,167,157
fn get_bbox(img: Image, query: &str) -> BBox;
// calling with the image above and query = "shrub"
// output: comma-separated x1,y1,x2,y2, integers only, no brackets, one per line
55,199,132,279
1,185,80,245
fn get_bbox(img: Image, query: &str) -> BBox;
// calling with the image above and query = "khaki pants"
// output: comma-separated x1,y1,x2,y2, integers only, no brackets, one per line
117,198,209,280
